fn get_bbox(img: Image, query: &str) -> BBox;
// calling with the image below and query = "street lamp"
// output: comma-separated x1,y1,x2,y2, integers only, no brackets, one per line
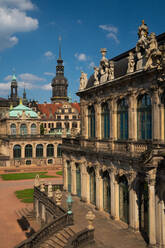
66,193,73,214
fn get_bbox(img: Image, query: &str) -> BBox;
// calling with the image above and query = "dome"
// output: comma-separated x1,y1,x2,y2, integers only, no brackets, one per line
9,100,38,118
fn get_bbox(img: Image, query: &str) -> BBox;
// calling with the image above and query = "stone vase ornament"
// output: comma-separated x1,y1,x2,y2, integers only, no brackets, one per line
86,210,95,230
48,182,53,198
54,189,62,206
40,183,45,192
34,174,40,187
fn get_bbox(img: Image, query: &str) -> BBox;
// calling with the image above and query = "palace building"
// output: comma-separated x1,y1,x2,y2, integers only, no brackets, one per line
61,21,165,247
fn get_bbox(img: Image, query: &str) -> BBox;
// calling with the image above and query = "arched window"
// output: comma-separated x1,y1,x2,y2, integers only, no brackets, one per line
13,145,21,158
101,102,110,139
137,94,152,140
119,175,129,224
57,144,62,157
36,144,43,157
25,144,32,158
56,122,62,129
117,98,128,140
88,105,95,138
20,124,27,135
10,123,16,135
31,123,37,135
47,144,54,157
72,122,77,128
102,171,111,213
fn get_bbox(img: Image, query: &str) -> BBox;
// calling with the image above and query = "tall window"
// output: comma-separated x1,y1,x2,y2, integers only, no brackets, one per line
88,105,95,138
13,145,21,158
47,144,54,157
20,124,27,135
31,123,37,135
36,144,43,157
117,98,128,140
137,94,152,140
25,144,32,158
57,144,62,157
72,122,77,128
56,122,62,129
101,103,110,139
11,123,16,135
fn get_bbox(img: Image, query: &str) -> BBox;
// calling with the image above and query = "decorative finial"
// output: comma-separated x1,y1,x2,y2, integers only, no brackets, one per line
10,104,13,110
142,20,145,24
19,98,22,105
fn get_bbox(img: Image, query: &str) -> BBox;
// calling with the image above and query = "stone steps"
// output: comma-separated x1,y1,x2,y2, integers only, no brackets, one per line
38,226,76,248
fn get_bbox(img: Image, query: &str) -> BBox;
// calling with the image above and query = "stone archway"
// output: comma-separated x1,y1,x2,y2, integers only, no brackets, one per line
119,175,129,224
88,167,96,205
103,171,111,213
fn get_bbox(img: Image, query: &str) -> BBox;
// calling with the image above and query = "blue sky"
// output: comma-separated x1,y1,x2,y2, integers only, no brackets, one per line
0,0,164,103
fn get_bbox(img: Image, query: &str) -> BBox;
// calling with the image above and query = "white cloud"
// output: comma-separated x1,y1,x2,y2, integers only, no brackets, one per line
19,73,45,82
0,1,38,51
0,82,10,90
44,72,55,77
88,61,95,69
75,53,87,61
99,24,119,44
44,51,55,59
4,75,12,81
41,83,51,91
0,0,35,11
75,66,83,71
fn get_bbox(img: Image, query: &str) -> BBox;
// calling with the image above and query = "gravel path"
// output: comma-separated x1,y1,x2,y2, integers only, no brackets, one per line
0,177,62,248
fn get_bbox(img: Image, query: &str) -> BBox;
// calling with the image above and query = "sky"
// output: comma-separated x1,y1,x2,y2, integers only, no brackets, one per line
0,0,164,103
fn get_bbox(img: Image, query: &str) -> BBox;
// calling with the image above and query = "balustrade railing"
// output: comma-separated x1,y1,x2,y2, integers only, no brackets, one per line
14,213,73,248
64,228,94,248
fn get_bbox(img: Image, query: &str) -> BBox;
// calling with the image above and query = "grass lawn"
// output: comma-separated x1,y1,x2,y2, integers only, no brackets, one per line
15,188,34,203
0,171,56,181
56,171,63,176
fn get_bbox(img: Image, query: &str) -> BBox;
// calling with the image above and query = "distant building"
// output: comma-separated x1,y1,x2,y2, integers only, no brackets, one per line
62,21,165,247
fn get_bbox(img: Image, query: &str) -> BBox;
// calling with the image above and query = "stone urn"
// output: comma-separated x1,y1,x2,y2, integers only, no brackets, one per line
86,210,95,230
54,189,62,206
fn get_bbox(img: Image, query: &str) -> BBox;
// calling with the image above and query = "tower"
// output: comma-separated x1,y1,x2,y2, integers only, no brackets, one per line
51,37,68,103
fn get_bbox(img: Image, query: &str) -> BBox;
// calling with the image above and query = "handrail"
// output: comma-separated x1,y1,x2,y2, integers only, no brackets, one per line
64,228,95,248
15,213,73,248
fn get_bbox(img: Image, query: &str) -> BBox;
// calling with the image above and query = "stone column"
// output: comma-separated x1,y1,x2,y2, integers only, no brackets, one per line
21,144,25,159
32,144,35,159
82,104,88,139
43,143,47,158
110,99,117,140
148,178,156,246
86,168,90,203
54,143,57,158
110,171,119,220
129,179,139,231
152,90,161,141
63,158,68,191
96,168,103,210
71,161,77,195
95,103,101,139
128,94,137,140
80,162,86,201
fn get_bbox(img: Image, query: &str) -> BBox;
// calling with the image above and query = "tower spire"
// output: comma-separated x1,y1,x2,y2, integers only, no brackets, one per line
58,35,62,60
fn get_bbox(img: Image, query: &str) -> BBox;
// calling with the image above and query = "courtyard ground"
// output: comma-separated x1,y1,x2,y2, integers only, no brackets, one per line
0,168,146,248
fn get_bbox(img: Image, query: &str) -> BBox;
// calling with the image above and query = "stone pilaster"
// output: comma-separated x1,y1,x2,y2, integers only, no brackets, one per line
110,99,117,140
43,143,47,158
152,90,161,141
80,162,86,202
96,168,103,210
83,104,88,139
95,103,101,139
128,94,137,140
148,176,156,246
21,144,25,159
63,158,68,191
110,171,119,220
71,161,77,195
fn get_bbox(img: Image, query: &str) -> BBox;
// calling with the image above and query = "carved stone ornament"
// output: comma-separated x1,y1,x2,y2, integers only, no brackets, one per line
127,51,135,73
144,32,161,70
94,66,99,85
34,174,40,187
40,182,45,192
86,210,95,230
79,71,88,90
54,189,62,206
48,182,53,198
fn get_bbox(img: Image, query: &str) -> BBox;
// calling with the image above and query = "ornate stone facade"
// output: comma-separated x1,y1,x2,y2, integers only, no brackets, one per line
62,22,165,247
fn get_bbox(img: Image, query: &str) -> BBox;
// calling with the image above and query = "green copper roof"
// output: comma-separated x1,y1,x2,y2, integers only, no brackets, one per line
9,102,38,118
12,74,17,81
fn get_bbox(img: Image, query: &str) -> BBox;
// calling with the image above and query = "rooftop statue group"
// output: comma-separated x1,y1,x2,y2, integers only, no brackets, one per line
79,20,164,91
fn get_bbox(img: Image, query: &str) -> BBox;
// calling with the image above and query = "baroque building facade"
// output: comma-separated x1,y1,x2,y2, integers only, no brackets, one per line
0,99,63,167
62,22,165,247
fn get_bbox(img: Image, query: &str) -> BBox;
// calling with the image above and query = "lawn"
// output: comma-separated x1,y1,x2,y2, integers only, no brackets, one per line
15,188,34,203
56,170,63,176
0,171,56,181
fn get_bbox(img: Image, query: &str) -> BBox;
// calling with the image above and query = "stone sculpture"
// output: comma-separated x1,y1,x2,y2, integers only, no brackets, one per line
34,174,40,187
108,61,114,80
48,182,53,198
79,71,88,90
54,189,62,206
94,66,99,85
127,52,135,73
144,32,161,70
